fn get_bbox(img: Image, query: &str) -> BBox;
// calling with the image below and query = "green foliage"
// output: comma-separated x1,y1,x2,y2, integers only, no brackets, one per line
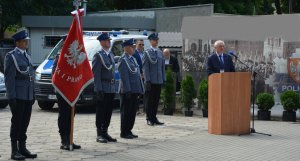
256,93,274,111
281,0,300,13
280,90,300,111
198,79,208,110
161,67,175,109
180,75,197,111
164,0,275,15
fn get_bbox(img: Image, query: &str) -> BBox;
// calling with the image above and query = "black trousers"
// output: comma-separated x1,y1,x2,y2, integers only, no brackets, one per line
120,93,138,135
10,99,32,142
145,84,162,122
57,94,74,143
96,93,115,132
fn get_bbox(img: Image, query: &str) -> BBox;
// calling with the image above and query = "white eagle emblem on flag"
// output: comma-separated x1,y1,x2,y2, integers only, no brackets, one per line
64,40,86,68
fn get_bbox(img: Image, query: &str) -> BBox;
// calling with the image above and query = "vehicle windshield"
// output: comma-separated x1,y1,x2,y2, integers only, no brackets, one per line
48,38,101,61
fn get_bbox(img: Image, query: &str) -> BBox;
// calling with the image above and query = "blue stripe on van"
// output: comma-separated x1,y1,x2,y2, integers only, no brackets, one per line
43,60,54,70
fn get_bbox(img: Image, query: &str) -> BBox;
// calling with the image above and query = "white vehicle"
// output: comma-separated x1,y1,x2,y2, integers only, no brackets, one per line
0,72,8,109
34,31,150,110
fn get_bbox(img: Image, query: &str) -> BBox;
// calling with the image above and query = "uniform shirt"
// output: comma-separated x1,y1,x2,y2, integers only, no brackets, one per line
143,47,166,84
118,54,144,94
4,48,34,100
92,49,116,93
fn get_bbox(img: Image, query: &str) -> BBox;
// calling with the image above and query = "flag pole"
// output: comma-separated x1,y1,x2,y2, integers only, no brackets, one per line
69,0,79,151
69,106,75,151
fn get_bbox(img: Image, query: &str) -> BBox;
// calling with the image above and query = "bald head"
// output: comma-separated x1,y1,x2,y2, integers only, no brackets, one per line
163,48,171,59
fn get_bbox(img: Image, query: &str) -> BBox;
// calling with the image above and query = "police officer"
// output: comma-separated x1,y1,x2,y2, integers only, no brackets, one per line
52,51,81,150
132,39,145,114
4,29,37,160
143,33,166,126
92,32,117,143
119,39,144,139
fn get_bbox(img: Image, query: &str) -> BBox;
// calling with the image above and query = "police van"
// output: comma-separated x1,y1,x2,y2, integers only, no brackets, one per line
34,31,150,110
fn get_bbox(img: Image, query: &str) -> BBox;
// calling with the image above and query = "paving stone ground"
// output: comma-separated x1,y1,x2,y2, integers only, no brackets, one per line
0,103,299,161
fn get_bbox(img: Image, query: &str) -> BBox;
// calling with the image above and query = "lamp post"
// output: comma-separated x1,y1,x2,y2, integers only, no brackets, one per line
289,0,293,13
82,0,87,16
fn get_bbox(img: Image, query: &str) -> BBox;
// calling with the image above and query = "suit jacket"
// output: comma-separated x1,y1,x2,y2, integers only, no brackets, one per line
118,54,144,94
143,48,166,84
166,56,180,73
132,49,143,74
4,48,35,100
92,49,116,93
206,52,235,76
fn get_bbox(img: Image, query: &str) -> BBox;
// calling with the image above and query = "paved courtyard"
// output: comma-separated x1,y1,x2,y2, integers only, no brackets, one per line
0,103,300,161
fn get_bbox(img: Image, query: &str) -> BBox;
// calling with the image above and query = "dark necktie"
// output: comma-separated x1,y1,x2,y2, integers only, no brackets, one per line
23,52,29,65
129,57,135,64
219,55,224,68
107,53,112,64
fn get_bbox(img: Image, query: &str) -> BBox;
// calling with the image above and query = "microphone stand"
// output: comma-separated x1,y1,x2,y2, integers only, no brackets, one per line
234,56,271,136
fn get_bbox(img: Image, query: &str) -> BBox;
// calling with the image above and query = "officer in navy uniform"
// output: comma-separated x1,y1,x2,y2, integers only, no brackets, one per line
143,33,166,126
118,39,144,139
4,29,37,160
52,51,81,150
92,32,117,143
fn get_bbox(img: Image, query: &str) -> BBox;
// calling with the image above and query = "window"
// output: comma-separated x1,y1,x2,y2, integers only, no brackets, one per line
44,35,62,48
111,41,123,56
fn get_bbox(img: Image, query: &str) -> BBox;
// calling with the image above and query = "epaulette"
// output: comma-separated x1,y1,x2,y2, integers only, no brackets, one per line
7,50,14,55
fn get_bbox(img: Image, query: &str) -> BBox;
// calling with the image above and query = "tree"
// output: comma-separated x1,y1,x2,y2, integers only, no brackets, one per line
0,1,29,39
274,0,282,14
164,0,274,15
280,0,300,13
28,0,73,16
0,0,74,39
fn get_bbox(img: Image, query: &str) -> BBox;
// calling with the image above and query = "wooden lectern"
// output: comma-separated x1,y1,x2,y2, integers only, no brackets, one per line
208,72,251,135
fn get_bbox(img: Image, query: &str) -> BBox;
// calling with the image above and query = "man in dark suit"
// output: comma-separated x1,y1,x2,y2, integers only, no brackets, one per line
163,48,181,91
4,29,37,160
132,39,144,76
132,39,145,114
206,40,235,76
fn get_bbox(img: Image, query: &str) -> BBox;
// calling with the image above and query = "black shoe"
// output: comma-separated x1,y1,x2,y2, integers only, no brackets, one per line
147,120,155,126
120,134,134,139
19,147,37,158
130,133,138,138
102,133,117,142
73,143,81,149
11,151,25,160
154,120,164,125
60,143,70,150
96,135,108,143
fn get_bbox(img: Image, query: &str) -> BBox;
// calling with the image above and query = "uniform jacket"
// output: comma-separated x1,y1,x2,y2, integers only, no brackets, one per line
143,48,166,84
132,49,143,74
118,54,144,94
4,48,35,100
206,52,235,76
92,49,116,93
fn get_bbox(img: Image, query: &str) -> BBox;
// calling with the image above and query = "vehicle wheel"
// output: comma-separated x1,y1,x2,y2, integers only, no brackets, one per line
0,101,8,109
38,101,55,110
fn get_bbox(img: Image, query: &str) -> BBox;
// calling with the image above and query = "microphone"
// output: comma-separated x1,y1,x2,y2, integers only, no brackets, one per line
228,51,238,59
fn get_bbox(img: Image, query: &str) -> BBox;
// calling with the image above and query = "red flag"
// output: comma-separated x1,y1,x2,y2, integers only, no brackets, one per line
52,9,93,106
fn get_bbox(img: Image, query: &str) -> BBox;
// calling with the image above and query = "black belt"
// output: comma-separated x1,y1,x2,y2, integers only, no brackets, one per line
15,76,33,82
101,79,115,83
